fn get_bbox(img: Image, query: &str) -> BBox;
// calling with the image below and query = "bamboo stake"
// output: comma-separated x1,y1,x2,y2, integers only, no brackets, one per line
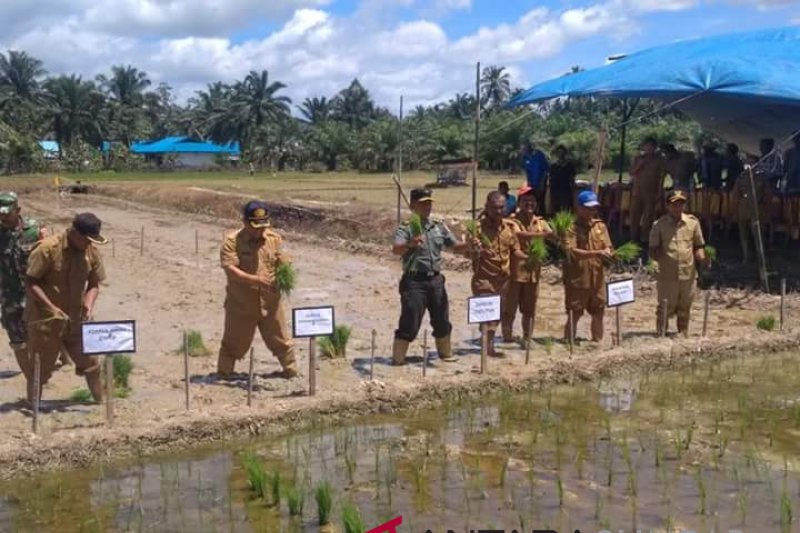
370,329,376,380
780,278,786,331
247,347,254,407
422,330,428,377
615,306,622,346
32,352,40,434
183,331,190,410
702,291,710,337
139,226,144,256
480,326,487,374
105,356,114,426
308,337,316,396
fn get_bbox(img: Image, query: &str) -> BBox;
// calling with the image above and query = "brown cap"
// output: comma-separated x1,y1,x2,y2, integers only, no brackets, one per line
668,189,688,203
72,213,107,245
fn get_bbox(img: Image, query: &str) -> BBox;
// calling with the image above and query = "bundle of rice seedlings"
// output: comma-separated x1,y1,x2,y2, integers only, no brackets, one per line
341,502,365,533
465,219,491,247
644,259,659,276
757,315,776,332
275,261,296,297
113,355,133,392
269,471,281,507
614,241,642,263
315,481,333,525
704,245,718,263
69,388,93,403
319,325,352,358
550,210,576,237
286,485,305,516
408,213,423,236
242,453,269,499
185,330,210,357
526,238,549,269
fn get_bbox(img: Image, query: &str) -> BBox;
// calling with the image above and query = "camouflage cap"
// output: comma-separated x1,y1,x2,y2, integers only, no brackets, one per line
0,192,18,215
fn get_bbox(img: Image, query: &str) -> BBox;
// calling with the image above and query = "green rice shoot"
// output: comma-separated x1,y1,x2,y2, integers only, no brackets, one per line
275,261,296,296
319,325,352,358
341,501,365,533
757,315,776,332
408,213,423,236
315,481,333,525
113,355,133,391
465,219,491,247
185,330,210,357
286,485,305,516
69,388,93,403
644,259,659,276
550,210,576,237
614,241,642,263
704,245,718,263
242,453,269,499
269,471,281,507
526,238,549,269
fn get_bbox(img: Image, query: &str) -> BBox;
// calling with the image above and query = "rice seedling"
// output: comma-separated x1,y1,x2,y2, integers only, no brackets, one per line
543,336,553,355
315,481,333,525
737,489,748,525
695,466,707,515
781,484,793,527
341,501,365,533
69,388,93,403
499,456,509,488
465,219,491,247
318,325,352,358
270,471,281,507
526,238,549,269
704,245,718,263
113,355,134,393
556,474,564,507
286,485,305,516
644,259,659,276
614,241,642,263
344,452,356,485
183,330,210,357
408,213,423,236
575,448,585,480
550,210,575,237
241,453,268,499
757,315,776,331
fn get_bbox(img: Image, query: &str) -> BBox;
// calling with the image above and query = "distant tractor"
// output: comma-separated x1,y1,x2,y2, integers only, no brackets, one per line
432,158,472,187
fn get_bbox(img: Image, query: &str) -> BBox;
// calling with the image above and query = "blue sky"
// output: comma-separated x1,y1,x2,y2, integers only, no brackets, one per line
0,0,797,106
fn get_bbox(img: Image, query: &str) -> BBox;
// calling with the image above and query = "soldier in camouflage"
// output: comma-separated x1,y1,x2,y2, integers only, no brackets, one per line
0,192,49,385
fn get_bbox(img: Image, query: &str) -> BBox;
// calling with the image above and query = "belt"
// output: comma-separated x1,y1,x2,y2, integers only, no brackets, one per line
404,271,441,281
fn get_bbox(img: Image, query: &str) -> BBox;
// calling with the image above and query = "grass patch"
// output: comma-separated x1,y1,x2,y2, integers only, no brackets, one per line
315,481,333,525
275,261,296,297
319,325,351,359
69,388,93,403
341,501,365,533
756,315,776,332
182,330,210,357
241,453,269,499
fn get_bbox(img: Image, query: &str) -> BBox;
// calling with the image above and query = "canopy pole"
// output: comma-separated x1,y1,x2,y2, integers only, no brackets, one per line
617,101,628,183
472,61,480,220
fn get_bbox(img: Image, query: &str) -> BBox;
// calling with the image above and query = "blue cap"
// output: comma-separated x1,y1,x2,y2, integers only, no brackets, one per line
243,200,270,228
578,190,600,207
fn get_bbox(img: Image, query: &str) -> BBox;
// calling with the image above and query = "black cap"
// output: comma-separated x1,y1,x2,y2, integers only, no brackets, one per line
243,200,270,228
410,188,433,203
72,213,107,244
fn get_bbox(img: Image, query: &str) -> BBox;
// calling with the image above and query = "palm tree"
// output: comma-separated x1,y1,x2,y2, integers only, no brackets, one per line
0,50,46,133
446,93,475,120
298,96,332,125
480,65,511,108
333,79,374,130
97,65,152,145
43,75,106,155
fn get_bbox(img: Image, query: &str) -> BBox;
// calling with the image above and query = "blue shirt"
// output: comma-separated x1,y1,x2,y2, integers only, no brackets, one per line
523,151,549,189
504,194,517,216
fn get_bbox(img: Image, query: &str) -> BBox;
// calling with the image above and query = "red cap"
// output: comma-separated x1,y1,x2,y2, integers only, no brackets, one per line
517,184,534,197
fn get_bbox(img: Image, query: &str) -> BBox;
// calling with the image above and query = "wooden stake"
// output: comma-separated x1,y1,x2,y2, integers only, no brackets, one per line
780,278,786,331
247,347,254,407
480,326,487,374
568,310,574,356
471,61,480,219
308,337,316,396
702,291,710,337
615,306,622,346
139,226,144,256
422,330,428,377
370,329,376,380
32,351,40,434
183,331,190,410
661,298,669,337
105,356,114,426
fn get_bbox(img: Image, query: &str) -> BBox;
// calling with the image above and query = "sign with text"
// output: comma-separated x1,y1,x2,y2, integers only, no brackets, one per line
292,306,335,338
468,295,501,324
81,321,136,355
607,278,635,307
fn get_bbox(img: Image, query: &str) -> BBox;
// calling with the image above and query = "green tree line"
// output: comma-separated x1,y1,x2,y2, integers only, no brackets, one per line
0,50,705,174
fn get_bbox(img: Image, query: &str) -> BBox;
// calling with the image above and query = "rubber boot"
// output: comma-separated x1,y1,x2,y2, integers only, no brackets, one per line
435,335,457,362
392,339,410,366
677,317,690,338
216,352,237,377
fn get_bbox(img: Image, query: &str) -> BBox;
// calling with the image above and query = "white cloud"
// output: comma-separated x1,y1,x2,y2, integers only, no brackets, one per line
624,0,698,12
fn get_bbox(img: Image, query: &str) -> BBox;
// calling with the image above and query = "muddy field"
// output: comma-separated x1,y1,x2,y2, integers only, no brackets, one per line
0,188,796,478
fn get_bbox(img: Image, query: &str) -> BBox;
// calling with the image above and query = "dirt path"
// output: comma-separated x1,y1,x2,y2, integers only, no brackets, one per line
0,191,795,478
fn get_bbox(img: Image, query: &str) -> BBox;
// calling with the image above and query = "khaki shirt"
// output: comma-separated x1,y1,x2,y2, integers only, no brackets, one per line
631,154,667,197
508,213,552,283
649,213,705,281
25,230,106,324
562,218,612,290
221,228,287,316
473,217,519,282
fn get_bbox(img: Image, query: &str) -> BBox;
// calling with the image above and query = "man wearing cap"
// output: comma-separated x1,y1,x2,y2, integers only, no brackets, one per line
629,137,666,244
25,213,108,403
648,189,708,336
217,200,297,378
562,190,613,342
392,188,469,365
0,192,49,381
466,191,523,357
501,186,553,345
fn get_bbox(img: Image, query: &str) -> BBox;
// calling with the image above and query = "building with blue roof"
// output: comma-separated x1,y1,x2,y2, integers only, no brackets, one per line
129,136,240,169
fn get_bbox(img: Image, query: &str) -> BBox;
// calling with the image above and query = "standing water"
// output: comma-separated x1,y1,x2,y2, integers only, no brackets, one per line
1,352,799,532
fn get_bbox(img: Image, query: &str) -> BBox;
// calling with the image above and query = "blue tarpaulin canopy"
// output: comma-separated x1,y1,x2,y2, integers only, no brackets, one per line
508,27,800,155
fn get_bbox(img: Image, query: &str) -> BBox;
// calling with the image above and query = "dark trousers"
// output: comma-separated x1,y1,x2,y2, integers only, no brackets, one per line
394,273,452,342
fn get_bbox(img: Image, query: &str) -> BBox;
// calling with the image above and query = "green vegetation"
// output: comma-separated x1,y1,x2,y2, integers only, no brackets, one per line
241,453,269,499
315,481,333,525
408,213,423,236
704,245,718,263
465,219,491,247
614,241,642,263
285,485,305,516
550,211,576,238
183,330,210,357
69,388,93,403
526,238,549,269
341,502,365,533
112,355,133,396
275,261,296,297
319,325,351,359
269,471,281,507
757,315,776,331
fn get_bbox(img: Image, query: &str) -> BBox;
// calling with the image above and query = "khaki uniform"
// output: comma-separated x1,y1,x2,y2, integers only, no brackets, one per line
471,217,519,333
649,213,705,333
218,228,295,375
501,213,551,340
25,231,106,401
630,154,666,242
562,218,612,316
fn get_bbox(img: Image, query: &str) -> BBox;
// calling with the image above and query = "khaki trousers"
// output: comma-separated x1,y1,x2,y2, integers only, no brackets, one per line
656,278,696,333
28,319,103,402
501,281,538,339
217,303,296,375
630,193,656,243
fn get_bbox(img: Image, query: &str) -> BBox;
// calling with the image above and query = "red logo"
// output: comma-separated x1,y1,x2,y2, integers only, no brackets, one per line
366,516,403,533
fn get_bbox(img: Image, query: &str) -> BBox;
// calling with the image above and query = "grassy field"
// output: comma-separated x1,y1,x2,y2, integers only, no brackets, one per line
4,168,622,216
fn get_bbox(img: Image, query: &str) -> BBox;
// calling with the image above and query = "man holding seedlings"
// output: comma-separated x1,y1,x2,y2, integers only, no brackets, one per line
217,200,297,378
501,186,553,345
562,190,613,343
392,188,469,365
26,213,107,403
467,191,523,357
648,189,708,336
629,136,666,244
0,192,51,383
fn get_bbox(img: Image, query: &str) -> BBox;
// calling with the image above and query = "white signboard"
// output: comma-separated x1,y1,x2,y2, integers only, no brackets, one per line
81,321,136,355
607,278,636,307
293,306,335,338
468,295,502,324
